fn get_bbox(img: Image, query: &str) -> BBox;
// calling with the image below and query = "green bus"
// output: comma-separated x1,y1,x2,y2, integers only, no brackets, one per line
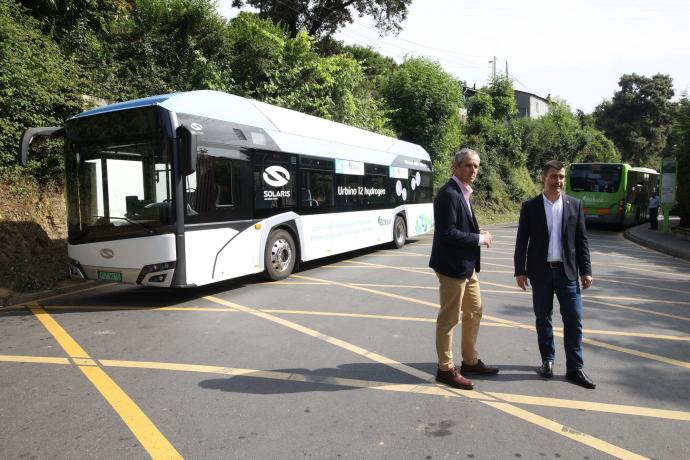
566,163,659,227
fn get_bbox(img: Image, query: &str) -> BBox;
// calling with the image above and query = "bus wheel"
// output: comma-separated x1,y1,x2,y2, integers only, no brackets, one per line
265,229,296,281
392,215,406,249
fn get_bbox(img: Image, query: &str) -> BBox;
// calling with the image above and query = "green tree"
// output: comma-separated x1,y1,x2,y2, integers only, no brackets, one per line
231,0,412,38
487,75,517,121
669,95,690,226
594,73,675,167
522,102,619,176
227,13,392,134
0,0,83,182
382,57,463,181
99,0,233,100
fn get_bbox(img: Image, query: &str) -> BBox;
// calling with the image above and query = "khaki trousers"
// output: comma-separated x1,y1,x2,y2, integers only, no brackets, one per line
435,271,482,371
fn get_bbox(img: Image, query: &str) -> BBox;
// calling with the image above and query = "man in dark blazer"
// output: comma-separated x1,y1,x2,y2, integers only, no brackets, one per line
429,148,498,390
514,160,595,389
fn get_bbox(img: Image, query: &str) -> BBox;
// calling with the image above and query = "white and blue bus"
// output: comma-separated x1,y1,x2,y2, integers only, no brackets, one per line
20,91,434,287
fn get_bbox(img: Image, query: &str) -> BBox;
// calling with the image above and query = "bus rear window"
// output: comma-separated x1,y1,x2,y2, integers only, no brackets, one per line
569,164,622,193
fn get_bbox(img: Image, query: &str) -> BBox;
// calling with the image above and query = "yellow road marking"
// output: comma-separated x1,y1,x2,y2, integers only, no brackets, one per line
372,250,429,256
6,282,112,308
27,304,182,460
6,354,690,424
42,305,232,312
606,264,690,279
597,276,690,296
324,266,513,275
291,273,520,326
101,360,456,398
582,337,690,369
0,354,70,365
201,294,497,399
202,295,646,458
482,402,647,460
586,298,690,322
587,295,690,306
38,305,690,341
30,305,90,358
77,365,183,460
487,392,690,421
292,273,690,369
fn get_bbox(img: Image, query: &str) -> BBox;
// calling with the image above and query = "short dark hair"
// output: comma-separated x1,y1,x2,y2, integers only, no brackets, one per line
541,159,565,177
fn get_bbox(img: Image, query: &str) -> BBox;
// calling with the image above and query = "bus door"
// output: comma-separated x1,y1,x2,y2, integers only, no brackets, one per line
183,144,253,284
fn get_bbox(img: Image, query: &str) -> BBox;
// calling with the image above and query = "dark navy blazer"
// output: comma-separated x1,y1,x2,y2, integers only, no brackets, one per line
514,193,592,282
429,179,481,278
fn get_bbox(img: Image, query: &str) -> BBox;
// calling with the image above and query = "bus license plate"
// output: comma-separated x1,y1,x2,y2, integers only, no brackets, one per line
98,271,122,282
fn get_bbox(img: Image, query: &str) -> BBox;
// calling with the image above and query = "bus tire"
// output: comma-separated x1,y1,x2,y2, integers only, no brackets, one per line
264,229,296,281
392,215,406,249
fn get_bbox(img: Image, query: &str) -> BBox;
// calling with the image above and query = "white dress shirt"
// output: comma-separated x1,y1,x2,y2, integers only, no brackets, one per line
543,193,563,262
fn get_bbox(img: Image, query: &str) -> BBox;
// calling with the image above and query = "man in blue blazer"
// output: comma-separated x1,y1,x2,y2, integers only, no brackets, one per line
429,148,498,390
514,160,595,389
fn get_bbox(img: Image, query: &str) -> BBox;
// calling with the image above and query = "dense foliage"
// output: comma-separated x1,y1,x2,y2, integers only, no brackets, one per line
669,95,690,226
594,73,675,168
0,0,83,182
383,57,462,179
1,0,684,221
231,0,412,38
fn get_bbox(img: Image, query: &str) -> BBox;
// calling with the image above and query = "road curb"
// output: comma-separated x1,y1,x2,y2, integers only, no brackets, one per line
624,226,690,263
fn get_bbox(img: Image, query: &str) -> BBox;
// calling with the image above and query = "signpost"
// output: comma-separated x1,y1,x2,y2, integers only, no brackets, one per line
660,157,677,233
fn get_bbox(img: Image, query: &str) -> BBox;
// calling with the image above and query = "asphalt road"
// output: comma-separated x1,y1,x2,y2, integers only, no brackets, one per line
2,224,689,459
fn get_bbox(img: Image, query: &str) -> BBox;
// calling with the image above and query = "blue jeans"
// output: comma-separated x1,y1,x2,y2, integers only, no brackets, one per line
531,265,584,371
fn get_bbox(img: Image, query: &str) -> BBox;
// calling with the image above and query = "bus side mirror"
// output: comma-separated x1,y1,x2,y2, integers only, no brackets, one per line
177,124,197,176
19,127,64,166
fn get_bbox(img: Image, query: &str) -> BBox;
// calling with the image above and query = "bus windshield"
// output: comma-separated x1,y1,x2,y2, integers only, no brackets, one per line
64,109,174,244
569,164,623,193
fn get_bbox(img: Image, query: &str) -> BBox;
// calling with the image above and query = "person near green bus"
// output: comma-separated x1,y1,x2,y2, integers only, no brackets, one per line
514,159,596,389
649,192,660,230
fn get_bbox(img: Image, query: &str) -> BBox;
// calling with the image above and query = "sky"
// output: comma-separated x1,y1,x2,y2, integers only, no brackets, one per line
217,0,690,114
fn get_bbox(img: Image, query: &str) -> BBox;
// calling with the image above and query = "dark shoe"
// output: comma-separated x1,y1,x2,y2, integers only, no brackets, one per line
460,359,499,375
537,360,554,378
436,367,474,390
565,369,596,389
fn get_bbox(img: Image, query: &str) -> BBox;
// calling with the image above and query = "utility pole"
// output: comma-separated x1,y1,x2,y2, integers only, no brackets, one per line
506,61,509,78
488,56,496,85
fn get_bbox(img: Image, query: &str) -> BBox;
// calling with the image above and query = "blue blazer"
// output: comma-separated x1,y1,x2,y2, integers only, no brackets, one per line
513,193,592,282
429,179,481,278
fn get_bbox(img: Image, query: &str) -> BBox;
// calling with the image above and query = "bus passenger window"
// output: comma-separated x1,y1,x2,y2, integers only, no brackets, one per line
300,171,333,208
185,153,251,223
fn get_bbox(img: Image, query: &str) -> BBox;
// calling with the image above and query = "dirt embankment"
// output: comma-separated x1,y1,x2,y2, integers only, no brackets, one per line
0,178,69,304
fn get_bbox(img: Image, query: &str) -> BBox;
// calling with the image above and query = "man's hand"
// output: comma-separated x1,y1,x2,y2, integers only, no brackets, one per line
516,275,529,291
480,229,492,248
581,275,593,290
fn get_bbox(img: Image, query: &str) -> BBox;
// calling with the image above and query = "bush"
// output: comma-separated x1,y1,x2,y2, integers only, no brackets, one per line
0,0,83,184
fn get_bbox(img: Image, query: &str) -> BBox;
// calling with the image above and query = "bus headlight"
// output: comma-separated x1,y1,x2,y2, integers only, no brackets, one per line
136,261,176,284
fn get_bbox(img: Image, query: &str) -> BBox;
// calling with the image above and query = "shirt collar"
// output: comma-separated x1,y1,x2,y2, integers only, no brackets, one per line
542,192,562,206
452,176,472,195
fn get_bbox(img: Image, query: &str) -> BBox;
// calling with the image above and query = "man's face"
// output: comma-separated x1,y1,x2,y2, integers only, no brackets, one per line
453,154,480,184
542,167,566,195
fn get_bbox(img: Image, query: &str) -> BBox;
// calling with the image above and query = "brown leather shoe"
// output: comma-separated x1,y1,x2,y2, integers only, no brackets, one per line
460,359,499,375
435,367,474,390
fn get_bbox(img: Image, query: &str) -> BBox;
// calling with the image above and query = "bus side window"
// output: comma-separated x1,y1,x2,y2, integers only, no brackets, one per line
301,170,333,208
186,153,251,222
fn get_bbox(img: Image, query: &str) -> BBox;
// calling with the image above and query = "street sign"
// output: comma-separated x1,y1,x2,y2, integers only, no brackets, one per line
660,157,677,206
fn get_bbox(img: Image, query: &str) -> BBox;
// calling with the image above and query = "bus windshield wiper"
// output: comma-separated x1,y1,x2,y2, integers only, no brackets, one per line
109,216,161,235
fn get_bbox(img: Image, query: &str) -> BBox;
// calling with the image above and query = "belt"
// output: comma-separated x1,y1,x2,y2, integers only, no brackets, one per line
548,261,563,268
